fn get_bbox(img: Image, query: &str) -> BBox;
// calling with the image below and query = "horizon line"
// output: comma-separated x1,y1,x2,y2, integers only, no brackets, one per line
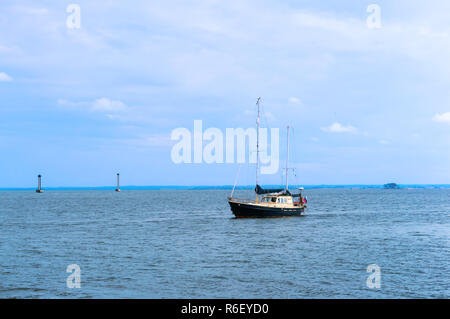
1,184,450,191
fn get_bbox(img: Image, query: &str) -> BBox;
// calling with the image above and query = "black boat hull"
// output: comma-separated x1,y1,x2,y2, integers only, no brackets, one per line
228,200,305,218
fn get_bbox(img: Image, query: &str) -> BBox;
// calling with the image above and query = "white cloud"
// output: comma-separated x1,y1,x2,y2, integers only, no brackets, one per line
147,134,173,147
0,45,13,53
57,99,75,106
92,98,127,112
288,97,301,105
264,111,276,121
379,140,389,145
433,112,450,124
57,99,88,108
13,6,48,15
3,1,450,97
58,98,128,114
0,72,12,82
321,122,357,133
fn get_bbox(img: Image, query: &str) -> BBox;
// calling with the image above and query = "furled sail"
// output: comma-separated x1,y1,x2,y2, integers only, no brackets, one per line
255,184,287,195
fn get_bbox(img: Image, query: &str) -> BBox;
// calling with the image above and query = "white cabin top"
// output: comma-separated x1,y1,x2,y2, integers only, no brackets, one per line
260,195,294,206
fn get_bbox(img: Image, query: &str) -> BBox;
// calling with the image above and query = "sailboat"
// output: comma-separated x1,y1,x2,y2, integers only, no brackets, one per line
227,98,307,218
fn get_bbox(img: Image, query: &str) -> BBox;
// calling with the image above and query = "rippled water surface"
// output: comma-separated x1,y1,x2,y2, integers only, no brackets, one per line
0,189,449,298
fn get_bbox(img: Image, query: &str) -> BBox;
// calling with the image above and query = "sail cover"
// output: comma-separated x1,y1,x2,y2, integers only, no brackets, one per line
255,184,287,195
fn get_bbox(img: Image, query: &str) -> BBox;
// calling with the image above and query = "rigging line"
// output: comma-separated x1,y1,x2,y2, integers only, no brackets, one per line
260,101,276,186
292,126,302,188
290,126,298,187
231,164,242,197
280,170,284,188
259,102,271,152
256,101,270,157
260,101,271,131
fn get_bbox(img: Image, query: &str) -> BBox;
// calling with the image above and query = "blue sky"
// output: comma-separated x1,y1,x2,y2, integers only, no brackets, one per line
1,0,449,187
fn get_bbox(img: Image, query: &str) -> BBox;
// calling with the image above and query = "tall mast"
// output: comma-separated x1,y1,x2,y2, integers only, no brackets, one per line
256,97,261,191
285,125,290,192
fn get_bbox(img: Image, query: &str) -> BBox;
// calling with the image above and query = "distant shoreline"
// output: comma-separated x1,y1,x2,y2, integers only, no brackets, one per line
1,184,449,191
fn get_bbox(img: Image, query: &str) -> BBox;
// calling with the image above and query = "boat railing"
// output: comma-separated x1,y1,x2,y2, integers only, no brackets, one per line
228,196,258,203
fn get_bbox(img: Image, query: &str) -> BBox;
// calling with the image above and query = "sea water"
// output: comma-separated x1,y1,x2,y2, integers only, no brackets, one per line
0,189,448,298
